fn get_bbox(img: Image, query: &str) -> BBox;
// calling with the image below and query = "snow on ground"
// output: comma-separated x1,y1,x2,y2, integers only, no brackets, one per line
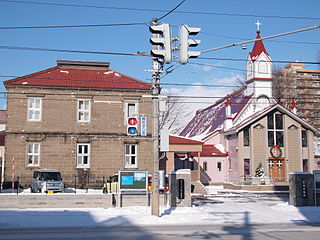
0,186,320,229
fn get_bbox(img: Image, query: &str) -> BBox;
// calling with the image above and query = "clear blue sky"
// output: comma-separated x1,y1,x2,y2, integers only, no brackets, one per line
0,0,319,110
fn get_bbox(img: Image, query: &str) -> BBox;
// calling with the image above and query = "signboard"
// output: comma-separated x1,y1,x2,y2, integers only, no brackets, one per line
119,170,148,191
141,116,147,136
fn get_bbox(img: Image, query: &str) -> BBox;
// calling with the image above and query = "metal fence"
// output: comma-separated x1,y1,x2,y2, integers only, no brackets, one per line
229,175,288,185
0,174,115,194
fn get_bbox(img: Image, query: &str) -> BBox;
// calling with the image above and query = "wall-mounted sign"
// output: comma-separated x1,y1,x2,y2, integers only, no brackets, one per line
141,116,147,136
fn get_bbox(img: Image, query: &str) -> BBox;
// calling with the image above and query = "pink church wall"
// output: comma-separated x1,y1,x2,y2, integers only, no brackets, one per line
201,156,228,184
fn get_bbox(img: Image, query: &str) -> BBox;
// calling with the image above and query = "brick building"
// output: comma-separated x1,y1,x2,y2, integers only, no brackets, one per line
3,60,153,185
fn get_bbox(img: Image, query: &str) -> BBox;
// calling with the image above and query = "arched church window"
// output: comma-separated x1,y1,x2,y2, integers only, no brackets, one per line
258,61,268,73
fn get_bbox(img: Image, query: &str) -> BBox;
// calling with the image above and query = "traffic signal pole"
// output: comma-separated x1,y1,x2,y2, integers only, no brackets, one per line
150,18,160,217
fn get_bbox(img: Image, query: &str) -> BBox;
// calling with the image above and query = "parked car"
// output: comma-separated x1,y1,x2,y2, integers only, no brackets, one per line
31,169,64,193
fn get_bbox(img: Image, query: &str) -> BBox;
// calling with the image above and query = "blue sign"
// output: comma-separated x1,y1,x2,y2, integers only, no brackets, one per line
141,116,147,136
121,176,134,185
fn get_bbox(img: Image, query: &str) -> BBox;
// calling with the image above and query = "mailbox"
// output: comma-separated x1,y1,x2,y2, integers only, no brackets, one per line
178,179,185,199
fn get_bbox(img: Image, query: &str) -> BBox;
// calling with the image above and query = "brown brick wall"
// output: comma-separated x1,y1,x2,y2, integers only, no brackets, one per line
4,86,153,183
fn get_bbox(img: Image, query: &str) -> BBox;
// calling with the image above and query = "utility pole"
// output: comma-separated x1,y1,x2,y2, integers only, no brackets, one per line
150,18,160,217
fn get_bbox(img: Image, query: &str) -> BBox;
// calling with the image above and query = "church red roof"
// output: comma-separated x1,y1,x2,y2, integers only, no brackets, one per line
4,61,151,91
249,30,269,61
191,144,228,157
169,135,203,145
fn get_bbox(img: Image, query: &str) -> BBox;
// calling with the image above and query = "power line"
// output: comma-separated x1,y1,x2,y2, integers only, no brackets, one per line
201,25,320,54
198,57,320,65
1,0,319,20
0,45,141,56
0,22,147,30
157,0,186,21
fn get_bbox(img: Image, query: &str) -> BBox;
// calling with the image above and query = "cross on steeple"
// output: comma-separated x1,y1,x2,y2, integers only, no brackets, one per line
255,21,261,31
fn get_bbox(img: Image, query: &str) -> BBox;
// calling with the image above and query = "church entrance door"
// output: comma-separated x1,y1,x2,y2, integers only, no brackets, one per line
268,158,286,182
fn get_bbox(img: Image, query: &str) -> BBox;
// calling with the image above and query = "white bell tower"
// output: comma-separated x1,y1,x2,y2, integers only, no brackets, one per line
246,21,273,102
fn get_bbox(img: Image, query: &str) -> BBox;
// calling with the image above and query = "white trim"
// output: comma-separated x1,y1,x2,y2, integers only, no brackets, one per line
26,142,40,167
76,143,91,168
27,97,42,122
124,143,137,168
77,99,91,123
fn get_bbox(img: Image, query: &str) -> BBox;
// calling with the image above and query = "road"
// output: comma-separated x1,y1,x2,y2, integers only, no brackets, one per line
1,223,320,240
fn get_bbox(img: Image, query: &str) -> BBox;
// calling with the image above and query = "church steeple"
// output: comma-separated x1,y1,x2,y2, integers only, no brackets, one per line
246,22,273,100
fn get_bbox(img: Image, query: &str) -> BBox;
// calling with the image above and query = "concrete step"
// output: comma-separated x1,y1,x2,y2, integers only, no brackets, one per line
191,181,208,195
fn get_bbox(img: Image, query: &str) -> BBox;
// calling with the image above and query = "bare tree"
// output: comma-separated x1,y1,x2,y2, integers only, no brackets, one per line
272,65,297,109
160,96,192,135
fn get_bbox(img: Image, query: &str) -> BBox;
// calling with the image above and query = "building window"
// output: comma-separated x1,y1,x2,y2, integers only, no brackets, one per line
303,159,308,172
267,113,284,147
125,102,138,119
243,128,250,146
125,143,137,168
302,130,308,147
203,161,208,172
77,143,90,168
27,142,40,166
77,99,91,122
244,159,250,176
28,98,42,121
217,162,222,172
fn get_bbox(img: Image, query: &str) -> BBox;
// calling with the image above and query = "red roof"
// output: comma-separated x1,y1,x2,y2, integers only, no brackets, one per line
249,30,269,61
169,135,203,145
191,144,228,157
4,63,151,91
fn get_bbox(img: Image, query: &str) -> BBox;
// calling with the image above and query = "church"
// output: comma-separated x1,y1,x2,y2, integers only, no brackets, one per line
175,26,319,186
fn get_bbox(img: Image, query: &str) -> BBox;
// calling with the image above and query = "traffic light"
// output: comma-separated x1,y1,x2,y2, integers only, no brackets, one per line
127,117,138,136
149,23,172,64
179,24,201,64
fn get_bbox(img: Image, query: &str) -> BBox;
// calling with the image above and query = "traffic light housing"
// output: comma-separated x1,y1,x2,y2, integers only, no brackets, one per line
149,23,172,64
179,24,201,64
127,117,138,136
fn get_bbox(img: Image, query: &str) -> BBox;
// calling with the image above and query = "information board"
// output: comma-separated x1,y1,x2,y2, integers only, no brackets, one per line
119,170,148,191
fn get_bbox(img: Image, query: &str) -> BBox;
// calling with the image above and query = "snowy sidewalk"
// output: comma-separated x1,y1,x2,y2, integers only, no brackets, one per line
1,191,320,229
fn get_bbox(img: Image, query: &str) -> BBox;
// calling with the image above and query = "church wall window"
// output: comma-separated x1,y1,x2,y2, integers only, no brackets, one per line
267,113,284,147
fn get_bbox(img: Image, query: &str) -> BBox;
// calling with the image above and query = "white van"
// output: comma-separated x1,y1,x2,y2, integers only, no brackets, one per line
31,169,64,193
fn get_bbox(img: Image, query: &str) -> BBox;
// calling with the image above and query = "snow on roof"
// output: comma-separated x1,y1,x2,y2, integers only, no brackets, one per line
4,62,151,91
191,144,228,157
180,87,252,138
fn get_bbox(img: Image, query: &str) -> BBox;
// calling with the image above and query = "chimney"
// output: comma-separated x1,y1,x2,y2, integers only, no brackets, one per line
56,60,110,69
224,97,232,130
291,98,297,115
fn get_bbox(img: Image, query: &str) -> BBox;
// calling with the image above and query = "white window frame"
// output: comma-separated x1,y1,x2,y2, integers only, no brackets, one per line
125,101,138,120
77,99,91,123
27,142,40,167
28,97,42,121
125,143,137,168
77,143,90,168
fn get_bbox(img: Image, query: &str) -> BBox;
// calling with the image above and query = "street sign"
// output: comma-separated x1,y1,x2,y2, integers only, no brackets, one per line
141,116,147,136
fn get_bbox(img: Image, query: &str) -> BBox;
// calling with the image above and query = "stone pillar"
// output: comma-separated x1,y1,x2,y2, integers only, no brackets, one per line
289,172,314,206
169,169,191,207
